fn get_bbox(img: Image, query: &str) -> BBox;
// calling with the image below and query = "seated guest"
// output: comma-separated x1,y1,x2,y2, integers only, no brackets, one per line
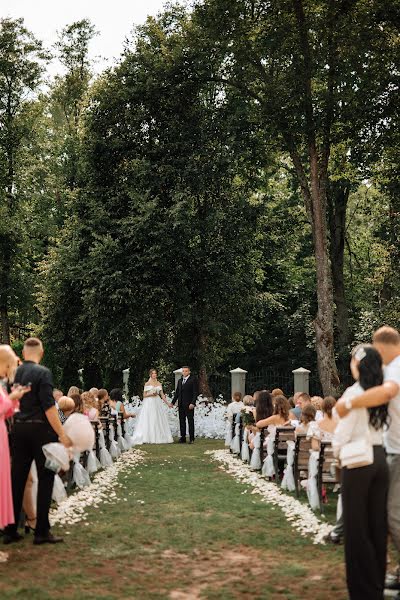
256,395,291,429
311,396,324,421
53,389,65,423
53,389,63,403
58,396,75,419
109,388,135,419
225,392,245,447
290,392,311,421
81,391,99,420
89,387,99,400
271,388,284,398
70,393,84,414
98,388,111,416
249,390,274,449
308,396,337,450
243,394,255,407
67,386,80,397
226,392,245,421
295,404,316,436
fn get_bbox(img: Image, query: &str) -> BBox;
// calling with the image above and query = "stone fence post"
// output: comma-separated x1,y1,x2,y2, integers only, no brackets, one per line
230,367,247,399
122,368,130,398
292,367,310,394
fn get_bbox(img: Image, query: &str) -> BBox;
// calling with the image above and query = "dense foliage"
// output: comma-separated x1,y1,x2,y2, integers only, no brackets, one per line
0,3,398,395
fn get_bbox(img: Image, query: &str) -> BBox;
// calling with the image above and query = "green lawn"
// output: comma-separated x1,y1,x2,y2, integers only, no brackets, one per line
0,440,347,599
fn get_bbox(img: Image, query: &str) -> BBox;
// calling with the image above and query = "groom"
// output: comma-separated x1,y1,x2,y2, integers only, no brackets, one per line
172,366,199,443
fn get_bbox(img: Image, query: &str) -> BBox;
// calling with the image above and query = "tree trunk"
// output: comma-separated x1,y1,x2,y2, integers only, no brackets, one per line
194,329,212,397
0,238,12,344
327,183,352,357
309,154,340,396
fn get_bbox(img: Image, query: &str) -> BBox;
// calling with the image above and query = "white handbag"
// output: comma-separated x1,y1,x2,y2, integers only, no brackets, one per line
339,437,373,469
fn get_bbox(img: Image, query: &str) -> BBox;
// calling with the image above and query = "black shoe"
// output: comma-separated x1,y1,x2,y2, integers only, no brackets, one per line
3,532,24,545
33,533,64,545
189,440,194,444
178,438,186,444
323,532,342,545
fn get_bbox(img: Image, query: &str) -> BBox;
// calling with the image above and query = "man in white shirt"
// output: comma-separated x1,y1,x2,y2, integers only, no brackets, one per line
336,326,400,592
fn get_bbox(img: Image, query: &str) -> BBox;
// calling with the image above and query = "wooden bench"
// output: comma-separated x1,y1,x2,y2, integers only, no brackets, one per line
273,427,295,481
317,441,340,513
294,434,312,497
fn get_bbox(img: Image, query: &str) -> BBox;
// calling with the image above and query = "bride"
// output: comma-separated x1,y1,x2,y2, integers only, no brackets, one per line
132,369,174,444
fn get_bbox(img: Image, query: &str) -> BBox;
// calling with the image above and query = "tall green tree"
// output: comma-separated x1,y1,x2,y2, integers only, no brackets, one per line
189,0,398,393
0,18,49,343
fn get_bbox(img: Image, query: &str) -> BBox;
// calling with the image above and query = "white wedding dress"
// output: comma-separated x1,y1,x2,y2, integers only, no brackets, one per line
132,385,173,444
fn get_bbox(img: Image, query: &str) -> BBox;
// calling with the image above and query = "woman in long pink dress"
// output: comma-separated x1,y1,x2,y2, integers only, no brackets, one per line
0,345,29,529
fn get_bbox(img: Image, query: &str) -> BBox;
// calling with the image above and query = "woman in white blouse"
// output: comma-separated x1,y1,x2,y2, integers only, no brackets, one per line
333,345,389,600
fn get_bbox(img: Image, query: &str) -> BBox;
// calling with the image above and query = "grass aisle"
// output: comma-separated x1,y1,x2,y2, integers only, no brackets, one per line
0,440,347,600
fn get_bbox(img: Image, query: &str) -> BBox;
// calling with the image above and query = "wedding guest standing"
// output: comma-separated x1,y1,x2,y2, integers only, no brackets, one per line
0,346,30,531
333,344,389,600
3,338,71,545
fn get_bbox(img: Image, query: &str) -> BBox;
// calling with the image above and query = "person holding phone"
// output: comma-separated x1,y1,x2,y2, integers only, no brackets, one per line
3,337,71,545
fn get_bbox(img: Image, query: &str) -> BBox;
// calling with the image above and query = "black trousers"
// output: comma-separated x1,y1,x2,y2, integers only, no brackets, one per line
178,404,195,441
342,445,388,600
5,422,58,537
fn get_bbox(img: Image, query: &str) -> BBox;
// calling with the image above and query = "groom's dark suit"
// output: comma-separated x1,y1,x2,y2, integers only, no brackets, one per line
172,374,199,442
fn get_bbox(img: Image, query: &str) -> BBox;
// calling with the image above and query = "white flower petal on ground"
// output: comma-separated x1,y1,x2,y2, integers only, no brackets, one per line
50,449,146,527
205,449,333,545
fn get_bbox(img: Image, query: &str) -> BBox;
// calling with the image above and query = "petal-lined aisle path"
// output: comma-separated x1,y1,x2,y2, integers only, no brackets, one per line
0,440,346,599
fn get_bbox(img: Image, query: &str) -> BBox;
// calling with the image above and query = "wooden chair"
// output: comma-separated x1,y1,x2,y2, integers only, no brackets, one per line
294,434,312,497
100,416,111,450
273,427,295,481
119,413,126,438
259,427,268,465
317,441,340,513
92,421,100,460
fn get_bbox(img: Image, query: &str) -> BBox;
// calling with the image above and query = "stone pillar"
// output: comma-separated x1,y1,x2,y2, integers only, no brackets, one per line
122,368,130,398
230,367,248,399
292,367,310,394
78,368,84,387
173,368,183,390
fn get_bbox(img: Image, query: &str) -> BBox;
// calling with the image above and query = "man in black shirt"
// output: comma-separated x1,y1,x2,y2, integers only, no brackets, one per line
4,337,70,545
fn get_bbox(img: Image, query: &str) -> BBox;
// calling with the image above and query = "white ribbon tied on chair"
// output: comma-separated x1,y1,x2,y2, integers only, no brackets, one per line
117,422,128,452
241,430,250,462
231,423,241,454
225,421,233,447
98,430,113,467
307,450,320,510
281,440,295,491
250,433,262,470
86,449,100,474
109,424,121,458
52,474,67,504
72,453,91,489
262,430,276,477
